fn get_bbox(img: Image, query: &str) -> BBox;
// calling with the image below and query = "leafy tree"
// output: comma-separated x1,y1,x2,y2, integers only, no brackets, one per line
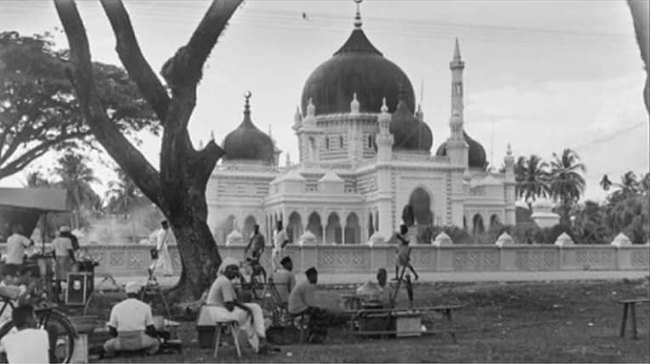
52,152,100,229
626,0,649,114
54,0,242,299
0,31,156,181
573,200,611,245
600,174,613,192
549,148,586,225
23,169,51,188
106,167,143,218
516,154,550,209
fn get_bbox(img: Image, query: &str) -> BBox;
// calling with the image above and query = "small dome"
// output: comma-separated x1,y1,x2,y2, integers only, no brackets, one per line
389,98,433,151
436,131,488,170
222,92,274,163
300,24,415,116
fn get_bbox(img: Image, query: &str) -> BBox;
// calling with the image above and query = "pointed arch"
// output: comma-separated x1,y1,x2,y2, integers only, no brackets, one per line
490,214,500,229
287,211,303,244
242,215,256,241
409,186,433,226
472,213,485,235
307,212,323,243
221,215,236,244
345,213,361,245
325,212,342,245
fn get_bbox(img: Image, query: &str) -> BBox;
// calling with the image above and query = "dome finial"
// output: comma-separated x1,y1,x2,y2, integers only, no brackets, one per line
244,90,252,114
506,143,512,156
210,130,215,140
353,0,363,29
453,38,461,61
380,97,388,113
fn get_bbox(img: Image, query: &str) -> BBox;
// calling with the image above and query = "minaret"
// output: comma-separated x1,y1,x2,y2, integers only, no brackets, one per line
376,97,394,237
446,38,469,169
503,143,516,225
296,98,322,163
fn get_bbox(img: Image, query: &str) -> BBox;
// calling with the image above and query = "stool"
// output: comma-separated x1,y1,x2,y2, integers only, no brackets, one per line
213,321,241,359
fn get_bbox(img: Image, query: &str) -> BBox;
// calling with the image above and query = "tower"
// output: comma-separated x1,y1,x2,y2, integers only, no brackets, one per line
295,98,322,163
503,144,517,225
446,38,469,169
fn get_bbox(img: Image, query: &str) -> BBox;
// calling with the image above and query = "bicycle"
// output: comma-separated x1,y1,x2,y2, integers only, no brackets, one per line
0,290,77,363
241,256,267,300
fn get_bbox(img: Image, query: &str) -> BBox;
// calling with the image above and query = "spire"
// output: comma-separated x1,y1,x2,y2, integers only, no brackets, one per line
210,130,215,140
294,106,302,123
353,0,363,29
453,38,461,61
415,104,424,120
242,90,253,127
350,92,360,114
380,97,388,114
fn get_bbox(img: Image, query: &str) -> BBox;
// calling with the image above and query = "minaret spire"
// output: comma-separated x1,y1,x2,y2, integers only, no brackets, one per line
353,0,363,29
453,37,461,62
450,38,465,122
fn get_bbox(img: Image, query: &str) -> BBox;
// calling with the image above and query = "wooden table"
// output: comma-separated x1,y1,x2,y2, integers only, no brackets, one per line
349,305,463,343
618,298,650,340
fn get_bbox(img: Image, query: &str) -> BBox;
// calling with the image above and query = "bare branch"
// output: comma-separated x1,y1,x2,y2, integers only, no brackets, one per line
99,0,170,122
53,0,163,204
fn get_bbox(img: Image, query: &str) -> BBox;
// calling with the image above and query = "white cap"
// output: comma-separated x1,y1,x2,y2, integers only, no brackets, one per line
125,281,142,294
59,226,71,233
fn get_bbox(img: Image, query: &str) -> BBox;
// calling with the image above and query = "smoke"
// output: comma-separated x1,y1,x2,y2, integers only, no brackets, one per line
80,205,164,245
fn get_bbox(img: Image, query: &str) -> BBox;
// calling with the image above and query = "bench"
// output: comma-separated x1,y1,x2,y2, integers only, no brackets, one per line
350,305,463,343
617,298,650,340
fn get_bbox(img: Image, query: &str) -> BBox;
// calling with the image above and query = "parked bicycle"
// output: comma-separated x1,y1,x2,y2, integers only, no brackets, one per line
240,256,267,300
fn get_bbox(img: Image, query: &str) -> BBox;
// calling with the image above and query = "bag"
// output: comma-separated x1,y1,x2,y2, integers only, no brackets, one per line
149,248,159,260
266,325,301,345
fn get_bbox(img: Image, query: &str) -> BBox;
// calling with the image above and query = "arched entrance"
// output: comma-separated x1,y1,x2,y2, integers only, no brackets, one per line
287,212,303,243
325,212,342,245
472,214,485,235
242,215,256,241
307,212,323,244
344,213,361,244
409,187,433,225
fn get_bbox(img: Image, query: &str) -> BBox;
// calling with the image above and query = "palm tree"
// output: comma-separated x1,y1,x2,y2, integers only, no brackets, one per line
549,148,586,224
516,154,550,209
106,167,143,243
640,172,649,196
600,174,612,192
53,152,100,229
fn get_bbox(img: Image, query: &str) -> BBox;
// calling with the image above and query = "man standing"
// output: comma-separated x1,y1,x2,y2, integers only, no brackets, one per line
272,257,296,304
52,226,76,298
104,282,160,356
271,221,289,272
153,221,174,277
5,225,32,270
245,224,266,260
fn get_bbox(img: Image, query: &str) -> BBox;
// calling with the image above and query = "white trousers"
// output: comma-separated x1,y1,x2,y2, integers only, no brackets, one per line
205,303,266,351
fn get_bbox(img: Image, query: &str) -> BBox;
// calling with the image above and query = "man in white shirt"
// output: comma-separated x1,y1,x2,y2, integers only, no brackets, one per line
272,257,296,304
271,221,289,272
5,225,32,269
52,227,75,296
151,221,174,277
103,282,160,356
0,305,49,363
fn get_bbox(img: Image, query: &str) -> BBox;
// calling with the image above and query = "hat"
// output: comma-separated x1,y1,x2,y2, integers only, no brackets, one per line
125,281,142,294
59,226,71,233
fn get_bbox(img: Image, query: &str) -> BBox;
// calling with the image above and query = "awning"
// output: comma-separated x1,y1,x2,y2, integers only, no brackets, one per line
0,187,69,212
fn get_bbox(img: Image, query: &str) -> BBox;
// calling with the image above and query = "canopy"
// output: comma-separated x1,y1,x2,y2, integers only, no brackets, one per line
0,188,68,212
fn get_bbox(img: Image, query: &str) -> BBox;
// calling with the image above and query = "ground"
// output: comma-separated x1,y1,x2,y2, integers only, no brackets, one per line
84,278,649,363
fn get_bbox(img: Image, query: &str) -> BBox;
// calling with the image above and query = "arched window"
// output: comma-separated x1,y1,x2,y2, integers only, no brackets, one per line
325,137,330,150
368,213,374,237
288,212,303,243
472,214,485,235
307,212,323,244
408,187,433,226
368,135,373,148
325,213,342,245
242,215,256,240
339,136,344,149
344,213,361,245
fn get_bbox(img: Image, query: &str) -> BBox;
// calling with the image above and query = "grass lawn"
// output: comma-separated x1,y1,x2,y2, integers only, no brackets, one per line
87,277,649,363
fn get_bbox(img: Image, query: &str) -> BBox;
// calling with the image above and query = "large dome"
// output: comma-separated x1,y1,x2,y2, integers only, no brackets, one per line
222,93,274,163
436,131,488,170
389,98,433,151
300,27,416,116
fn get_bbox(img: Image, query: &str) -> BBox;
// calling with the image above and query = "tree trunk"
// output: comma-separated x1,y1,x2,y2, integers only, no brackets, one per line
627,0,649,114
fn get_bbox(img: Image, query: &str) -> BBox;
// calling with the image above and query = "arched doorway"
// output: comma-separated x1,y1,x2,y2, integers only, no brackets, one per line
368,212,374,237
287,212,303,243
490,214,500,230
409,187,433,226
344,213,361,244
242,215,256,241
307,212,323,244
472,214,485,235
325,212,342,245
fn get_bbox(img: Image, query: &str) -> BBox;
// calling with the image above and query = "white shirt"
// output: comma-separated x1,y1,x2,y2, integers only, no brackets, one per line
0,328,49,363
156,229,175,250
6,234,31,264
52,236,73,257
273,230,288,252
0,282,25,326
108,298,154,332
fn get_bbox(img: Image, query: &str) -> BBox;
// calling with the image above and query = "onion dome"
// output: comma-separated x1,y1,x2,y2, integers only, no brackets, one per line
222,92,274,163
300,1,415,116
389,94,433,151
436,131,488,169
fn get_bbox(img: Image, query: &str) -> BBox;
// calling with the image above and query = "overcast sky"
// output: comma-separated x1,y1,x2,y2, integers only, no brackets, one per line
0,0,648,202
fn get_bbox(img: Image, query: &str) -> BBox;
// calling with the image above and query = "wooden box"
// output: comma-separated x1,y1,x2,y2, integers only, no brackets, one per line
66,272,94,306
196,306,215,349
393,311,422,338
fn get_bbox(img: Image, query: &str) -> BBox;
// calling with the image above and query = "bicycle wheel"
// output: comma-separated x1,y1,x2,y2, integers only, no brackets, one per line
250,270,267,301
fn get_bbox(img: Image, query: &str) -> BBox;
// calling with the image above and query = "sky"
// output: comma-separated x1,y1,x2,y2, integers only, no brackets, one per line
0,0,648,203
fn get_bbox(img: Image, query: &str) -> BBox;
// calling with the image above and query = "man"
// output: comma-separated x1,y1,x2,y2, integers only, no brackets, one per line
59,227,80,253
205,257,272,354
5,225,32,269
52,226,76,296
245,225,266,260
0,265,26,326
271,221,289,272
0,305,49,363
356,268,393,308
393,225,419,281
104,282,160,356
152,221,174,277
288,267,349,342
272,257,296,304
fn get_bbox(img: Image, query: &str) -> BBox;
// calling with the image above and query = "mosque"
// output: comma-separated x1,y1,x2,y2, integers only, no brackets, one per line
206,1,516,246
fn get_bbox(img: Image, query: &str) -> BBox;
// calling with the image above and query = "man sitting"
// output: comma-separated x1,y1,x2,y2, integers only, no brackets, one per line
288,267,349,342
0,305,49,363
103,282,160,356
272,257,296,304
356,268,393,308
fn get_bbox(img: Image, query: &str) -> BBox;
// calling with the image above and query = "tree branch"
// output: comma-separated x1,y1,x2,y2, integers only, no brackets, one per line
99,0,170,122
53,0,163,204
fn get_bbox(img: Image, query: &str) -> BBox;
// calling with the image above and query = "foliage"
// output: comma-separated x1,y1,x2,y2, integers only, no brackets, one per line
0,31,156,180
514,154,550,208
418,225,474,244
548,148,586,225
52,152,101,229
